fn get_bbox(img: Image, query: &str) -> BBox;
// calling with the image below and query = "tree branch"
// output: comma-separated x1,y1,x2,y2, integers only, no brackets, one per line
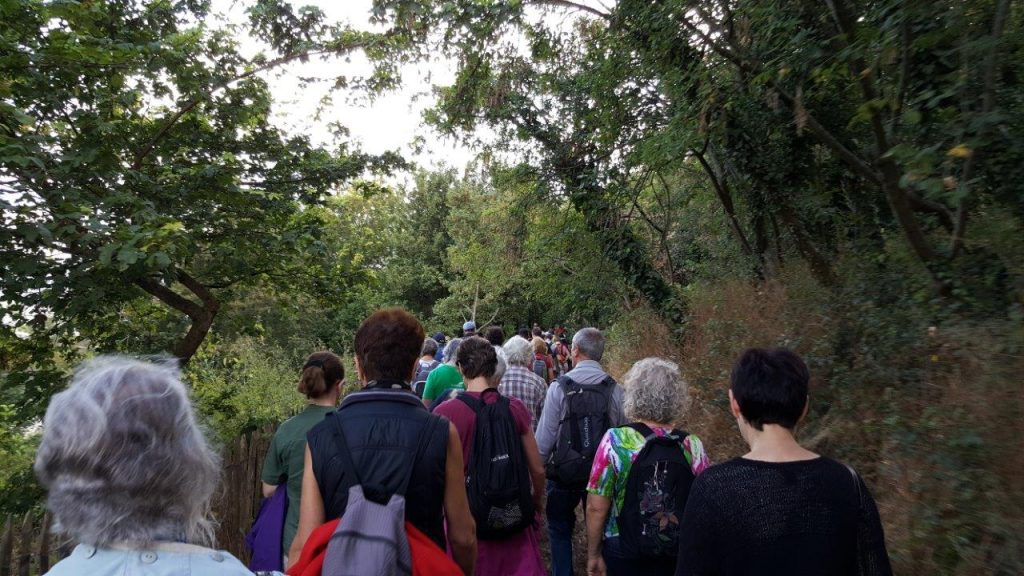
526,0,611,20
134,269,220,364
950,0,1010,258
176,269,217,309
134,276,205,319
692,146,754,256
132,48,347,170
678,14,882,185
907,190,955,231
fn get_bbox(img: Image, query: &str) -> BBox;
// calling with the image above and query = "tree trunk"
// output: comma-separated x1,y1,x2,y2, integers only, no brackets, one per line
134,269,220,365
775,199,837,287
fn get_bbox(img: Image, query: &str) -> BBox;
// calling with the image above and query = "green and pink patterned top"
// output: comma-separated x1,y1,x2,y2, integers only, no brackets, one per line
586,425,710,538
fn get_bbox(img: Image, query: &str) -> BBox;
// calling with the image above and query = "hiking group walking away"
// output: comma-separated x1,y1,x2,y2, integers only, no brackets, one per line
30,307,893,576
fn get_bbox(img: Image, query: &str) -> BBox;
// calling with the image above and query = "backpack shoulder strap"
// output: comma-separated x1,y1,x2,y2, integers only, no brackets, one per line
456,392,484,413
455,388,503,414
557,374,581,393
599,375,617,388
397,416,444,497
329,414,362,486
845,463,863,509
625,422,655,439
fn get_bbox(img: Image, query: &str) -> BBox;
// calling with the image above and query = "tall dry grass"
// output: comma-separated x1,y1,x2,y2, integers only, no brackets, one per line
603,271,1024,575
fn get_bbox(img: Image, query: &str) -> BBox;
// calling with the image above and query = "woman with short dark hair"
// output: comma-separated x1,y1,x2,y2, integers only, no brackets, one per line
435,336,547,575
290,308,477,575
675,348,892,576
414,338,442,394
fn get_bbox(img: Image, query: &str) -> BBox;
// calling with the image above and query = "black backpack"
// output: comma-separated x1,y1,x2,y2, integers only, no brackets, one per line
457,390,536,539
616,423,695,559
544,374,616,489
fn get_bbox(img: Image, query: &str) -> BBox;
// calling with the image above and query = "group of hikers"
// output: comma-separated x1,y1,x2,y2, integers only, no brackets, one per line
32,307,893,576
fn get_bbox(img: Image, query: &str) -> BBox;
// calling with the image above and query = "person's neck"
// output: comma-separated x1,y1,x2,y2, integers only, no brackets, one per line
309,389,339,407
464,376,491,392
420,355,434,363
742,424,818,462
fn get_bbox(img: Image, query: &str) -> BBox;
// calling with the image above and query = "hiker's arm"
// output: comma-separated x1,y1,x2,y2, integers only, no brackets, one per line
288,445,324,562
443,422,477,576
261,482,277,498
585,493,611,576
521,429,546,516
535,384,561,460
259,434,283,498
611,385,627,426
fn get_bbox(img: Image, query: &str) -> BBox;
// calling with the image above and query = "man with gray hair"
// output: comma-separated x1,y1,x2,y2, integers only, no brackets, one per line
498,335,548,429
535,327,625,576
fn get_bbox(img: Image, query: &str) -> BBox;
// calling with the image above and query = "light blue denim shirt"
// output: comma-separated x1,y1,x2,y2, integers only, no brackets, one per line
46,543,280,576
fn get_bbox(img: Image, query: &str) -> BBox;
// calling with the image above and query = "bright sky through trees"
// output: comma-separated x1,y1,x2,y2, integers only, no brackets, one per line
211,0,480,171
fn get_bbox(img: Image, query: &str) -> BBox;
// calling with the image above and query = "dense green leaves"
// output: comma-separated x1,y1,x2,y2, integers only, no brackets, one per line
1,0,401,425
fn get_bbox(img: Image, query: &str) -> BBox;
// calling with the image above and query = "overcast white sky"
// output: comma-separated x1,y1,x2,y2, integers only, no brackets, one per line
210,0,482,174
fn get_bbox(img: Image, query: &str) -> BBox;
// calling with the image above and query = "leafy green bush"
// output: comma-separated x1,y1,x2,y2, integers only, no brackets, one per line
187,336,310,442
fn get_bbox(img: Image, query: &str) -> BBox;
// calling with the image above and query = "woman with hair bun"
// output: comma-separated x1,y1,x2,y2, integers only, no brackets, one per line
261,351,345,559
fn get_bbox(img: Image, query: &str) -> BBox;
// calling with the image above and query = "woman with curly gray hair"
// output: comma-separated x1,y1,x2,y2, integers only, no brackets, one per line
35,356,261,575
583,357,711,576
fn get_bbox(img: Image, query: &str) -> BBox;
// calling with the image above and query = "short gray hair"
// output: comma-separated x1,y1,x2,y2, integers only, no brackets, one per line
443,337,463,364
490,354,507,386
503,336,533,367
34,356,221,547
572,327,605,362
421,338,438,357
622,357,689,425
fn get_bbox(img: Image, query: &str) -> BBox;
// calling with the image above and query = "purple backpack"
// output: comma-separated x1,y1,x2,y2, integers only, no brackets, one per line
322,415,439,576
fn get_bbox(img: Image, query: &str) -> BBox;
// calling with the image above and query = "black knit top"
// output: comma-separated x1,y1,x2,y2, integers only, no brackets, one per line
676,456,892,576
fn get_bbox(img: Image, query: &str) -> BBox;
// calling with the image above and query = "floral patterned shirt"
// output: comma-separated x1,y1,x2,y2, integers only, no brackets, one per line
586,425,710,538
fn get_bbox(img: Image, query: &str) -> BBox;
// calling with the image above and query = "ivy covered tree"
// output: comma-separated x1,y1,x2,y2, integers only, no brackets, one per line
355,0,1022,311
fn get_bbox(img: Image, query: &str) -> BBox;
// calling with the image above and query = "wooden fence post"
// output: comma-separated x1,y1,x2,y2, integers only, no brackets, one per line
15,513,31,576
0,515,12,576
38,512,52,574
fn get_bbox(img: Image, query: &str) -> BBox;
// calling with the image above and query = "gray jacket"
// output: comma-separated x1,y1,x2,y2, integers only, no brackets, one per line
535,359,626,460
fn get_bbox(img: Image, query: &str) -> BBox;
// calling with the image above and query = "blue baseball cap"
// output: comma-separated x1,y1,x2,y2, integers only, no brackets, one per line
462,321,477,331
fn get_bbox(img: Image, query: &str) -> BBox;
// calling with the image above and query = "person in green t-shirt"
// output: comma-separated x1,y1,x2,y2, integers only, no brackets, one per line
261,351,344,559
421,337,465,407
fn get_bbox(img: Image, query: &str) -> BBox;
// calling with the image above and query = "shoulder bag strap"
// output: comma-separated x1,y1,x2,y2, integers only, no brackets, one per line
670,429,690,441
625,422,655,439
397,416,443,497
845,464,863,507
329,414,362,487
456,392,484,413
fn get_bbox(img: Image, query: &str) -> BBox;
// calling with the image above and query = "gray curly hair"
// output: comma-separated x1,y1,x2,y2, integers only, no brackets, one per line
34,356,221,547
502,335,533,367
622,357,690,425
